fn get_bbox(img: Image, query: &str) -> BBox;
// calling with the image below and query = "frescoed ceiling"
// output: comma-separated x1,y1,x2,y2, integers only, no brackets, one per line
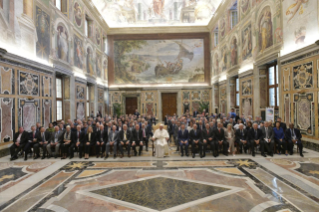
92,0,222,28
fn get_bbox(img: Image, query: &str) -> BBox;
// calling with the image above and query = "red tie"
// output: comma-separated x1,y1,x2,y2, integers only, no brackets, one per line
33,133,35,139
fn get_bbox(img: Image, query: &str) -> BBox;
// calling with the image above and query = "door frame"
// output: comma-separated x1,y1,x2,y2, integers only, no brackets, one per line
122,93,141,115
159,91,180,122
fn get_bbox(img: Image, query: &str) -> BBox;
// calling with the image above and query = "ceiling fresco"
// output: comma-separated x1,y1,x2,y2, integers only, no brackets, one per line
92,0,221,28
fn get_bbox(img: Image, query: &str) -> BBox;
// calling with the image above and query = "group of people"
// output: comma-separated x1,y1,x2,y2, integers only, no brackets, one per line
167,108,304,158
9,108,304,161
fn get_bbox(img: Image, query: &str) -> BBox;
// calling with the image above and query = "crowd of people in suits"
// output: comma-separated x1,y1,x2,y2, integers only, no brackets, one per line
166,108,304,158
9,108,304,161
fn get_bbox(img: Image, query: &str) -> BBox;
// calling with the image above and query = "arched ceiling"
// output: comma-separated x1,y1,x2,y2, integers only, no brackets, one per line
92,0,222,28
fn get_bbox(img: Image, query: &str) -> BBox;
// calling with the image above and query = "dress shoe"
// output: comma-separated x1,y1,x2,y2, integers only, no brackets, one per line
186,154,189,157
120,154,123,158
24,157,27,161
252,152,255,157
200,155,203,158
300,153,304,157
113,154,116,159
69,156,73,159
146,148,148,151
134,152,137,156
55,156,57,159
10,156,17,161
104,154,109,160
262,154,267,157
41,156,45,160
192,153,195,158
139,152,142,156
85,158,88,160
96,155,99,158
128,154,131,158
61,157,65,160
181,154,184,157
33,156,38,160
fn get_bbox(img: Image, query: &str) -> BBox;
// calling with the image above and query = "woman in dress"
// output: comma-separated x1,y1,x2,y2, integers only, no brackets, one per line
225,123,236,156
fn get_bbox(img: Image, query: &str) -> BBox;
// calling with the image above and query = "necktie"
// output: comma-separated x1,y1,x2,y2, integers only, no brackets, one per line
33,132,35,139
218,129,220,133
255,130,257,139
112,132,114,141
241,130,243,137
195,130,197,136
42,133,44,142
143,129,145,137
265,128,268,138
124,131,127,140
67,132,69,139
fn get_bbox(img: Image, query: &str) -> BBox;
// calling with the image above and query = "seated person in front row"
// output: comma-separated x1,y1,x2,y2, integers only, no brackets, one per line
235,124,249,154
248,123,263,157
285,123,303,157
10,127,28,161
273,121,287,155
260,121,274,157
35,127,51,159
96,125,107,158
73,125,84,159
84,126,95,159
24,126,38,160
213,123,227,157
201,123,212,158
119,124,132,158
47,126,63,158
131,125,143,156
105,125,118,159
61,126,72,159
178,123,189,157
190,124,202,158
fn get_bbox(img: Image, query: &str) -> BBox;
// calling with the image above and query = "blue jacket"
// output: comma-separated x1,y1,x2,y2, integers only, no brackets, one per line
178,129,189,141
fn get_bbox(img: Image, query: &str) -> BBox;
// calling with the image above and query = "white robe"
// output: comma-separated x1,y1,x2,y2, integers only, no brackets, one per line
153,129,169,158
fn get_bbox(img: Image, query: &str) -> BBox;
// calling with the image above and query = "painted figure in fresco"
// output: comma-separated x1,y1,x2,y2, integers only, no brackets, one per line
221,47,227,71
87,48,94,75
96,56,101,77
104,60,108,80
294,26,306,44
241,0,250,14
286,0,309,23
57,26,68,62
74,2,82,26
215,54,219,74
153,0,165,17
96,28,101,45
242,26,252,59
231,38,238,66
259,9,272,52
75,39,83,68
220,18,226,38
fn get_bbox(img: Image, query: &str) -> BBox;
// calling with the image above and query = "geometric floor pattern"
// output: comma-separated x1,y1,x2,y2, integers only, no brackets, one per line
0,151,319,212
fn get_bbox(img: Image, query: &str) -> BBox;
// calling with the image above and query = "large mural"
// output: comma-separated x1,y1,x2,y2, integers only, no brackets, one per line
92,0,221,27
258,6,273,53
113,39,205,84
282,0,319,54
35,7,50,61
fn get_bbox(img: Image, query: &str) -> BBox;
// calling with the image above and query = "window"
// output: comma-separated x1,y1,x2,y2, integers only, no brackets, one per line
85,17,89,37
86,86,90,117
231,11,238,29
214,30,219,46
55,0,61,10
103,37,108,54
56,77,63,121
235,77,239,107
267,64,279,108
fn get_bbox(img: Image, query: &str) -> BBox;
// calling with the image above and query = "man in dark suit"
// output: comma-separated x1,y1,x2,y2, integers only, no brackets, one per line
178,123,189,157
248,123,263,157
190,124,202,158
95,125,107,158
105,125,118,159
260,121,274,157
10,127,28,161
214,122,227,156
193,109,199,118
71,125,84,159
286,123,304,157
60,126,72,159
131,125,143,156
134,109,140,118
118,124,132,157
141,124,150,152
235,124,249,154
24,126,39,160
34,127,51,159
201,123,213,158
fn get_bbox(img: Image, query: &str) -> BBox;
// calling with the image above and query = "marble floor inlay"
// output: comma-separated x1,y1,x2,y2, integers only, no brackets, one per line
0,150,319,212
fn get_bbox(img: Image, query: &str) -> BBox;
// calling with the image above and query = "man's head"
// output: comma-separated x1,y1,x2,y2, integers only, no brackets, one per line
217,122,222,129
112,125,117,132
239,123,244,130
289,123,294,129
253,123,258,130
181,123,185,130
193,124,197,130
54,126,59,132
159,124,164,131
264,121,269,128
40,127,45,133
31,125,36,132
77,125,81,131
123,124,127,131
66,125,71,132
36,122,41,128
88,126,93,133
19,126,24,134
277,117,282,122
205,123,209,129
100,125,104,131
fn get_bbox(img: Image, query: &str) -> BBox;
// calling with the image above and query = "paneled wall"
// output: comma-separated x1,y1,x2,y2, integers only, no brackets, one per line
239,74,254,119
0,59,54,144
181,89,212,114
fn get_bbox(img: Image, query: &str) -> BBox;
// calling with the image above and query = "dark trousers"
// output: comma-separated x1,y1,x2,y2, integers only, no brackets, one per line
119,140,131,155
132,141,143,155
142,137,148,150
10,143,25,157
24,142,35,157
239,140,250,153
201,141,208,155
287,140,303,155
71,143,83,158
95,142,106,156
275,139,287,153
191,141,202,155
210,141,218,156
84,142,94,154
61,143,71,155
250,140,264,155
263,139,274,155
216,140,228,155
179,140,189,155
34,142,49,157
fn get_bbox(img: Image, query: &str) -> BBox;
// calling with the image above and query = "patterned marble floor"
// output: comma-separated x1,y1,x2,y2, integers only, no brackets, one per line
0,148,319,212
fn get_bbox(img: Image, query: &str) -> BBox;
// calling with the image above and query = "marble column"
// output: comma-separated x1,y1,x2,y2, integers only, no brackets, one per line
228,78,236,111
253,66,260,118
69,75,76,120
213,84,219,114
18,0,37,54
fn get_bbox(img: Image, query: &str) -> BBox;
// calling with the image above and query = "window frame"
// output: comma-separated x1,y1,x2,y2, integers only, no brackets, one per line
235,77,239,108
56,77,63,122
267,63,279,109
230,10,238,29
214,31,218,47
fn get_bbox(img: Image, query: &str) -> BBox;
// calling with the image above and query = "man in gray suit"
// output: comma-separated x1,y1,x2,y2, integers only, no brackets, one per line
47,126,63,158
105,125,118,159
260,121,274,157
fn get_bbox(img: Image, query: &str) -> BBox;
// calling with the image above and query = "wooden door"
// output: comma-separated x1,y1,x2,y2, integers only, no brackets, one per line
125,97,137,115
162,93,177,120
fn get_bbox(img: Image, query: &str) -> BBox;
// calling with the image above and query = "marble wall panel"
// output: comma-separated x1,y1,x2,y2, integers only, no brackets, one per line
64,101,70,121
293,62,313,90
294,93,314,135
0,66,14,95
76,85,85,99
283,67,290,91
76,102,85,120
19,99,39,132
146,103,153,116
284,94,290,127
242,98,252,118
0,97,14,142
19,71,39,96
42,99,51,128
42,76,51,97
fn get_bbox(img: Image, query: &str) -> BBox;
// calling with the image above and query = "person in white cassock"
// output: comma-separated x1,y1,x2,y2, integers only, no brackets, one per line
152,124,169,158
